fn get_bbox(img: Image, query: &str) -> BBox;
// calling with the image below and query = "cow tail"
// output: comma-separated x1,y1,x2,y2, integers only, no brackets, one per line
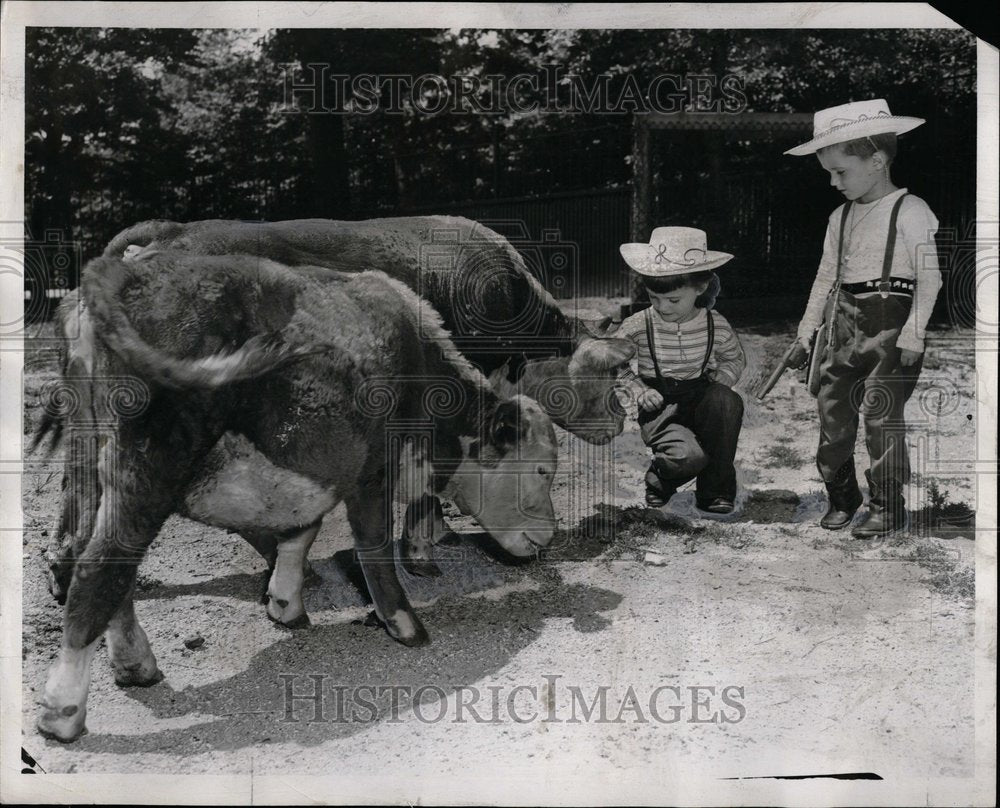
98,329,308,390
82,257,315,390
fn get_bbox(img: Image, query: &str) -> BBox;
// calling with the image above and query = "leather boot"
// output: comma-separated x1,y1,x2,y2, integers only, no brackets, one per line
820,458,863,530
852,471,906,539
645,466,676,508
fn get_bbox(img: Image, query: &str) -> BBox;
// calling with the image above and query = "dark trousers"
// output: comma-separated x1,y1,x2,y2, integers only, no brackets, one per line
816,292,923,488
638,378,744,501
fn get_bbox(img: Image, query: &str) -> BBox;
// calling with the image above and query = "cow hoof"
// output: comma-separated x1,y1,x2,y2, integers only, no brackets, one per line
112,663,164,688
402,555,442,578
265,596,310,629
385,610,430,647
37,704,88,743
277,613,311,630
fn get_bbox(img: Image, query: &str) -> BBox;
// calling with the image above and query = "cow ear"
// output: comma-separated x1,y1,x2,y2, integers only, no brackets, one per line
487,360,518,398
595,338,637,367
578,316,615,339
489,399,522,447
569,338,637,376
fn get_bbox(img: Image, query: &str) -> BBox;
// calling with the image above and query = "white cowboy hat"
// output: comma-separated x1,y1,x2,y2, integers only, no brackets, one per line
785,98,925,156
619,226,733,277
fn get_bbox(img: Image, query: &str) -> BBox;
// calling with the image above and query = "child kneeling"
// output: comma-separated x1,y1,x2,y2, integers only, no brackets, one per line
617,227,747,514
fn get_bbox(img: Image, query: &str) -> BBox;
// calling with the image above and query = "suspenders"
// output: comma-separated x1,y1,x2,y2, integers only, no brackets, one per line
644,307,715,384
834,199,852,291
835,192,909,296
825,192,909,352
880,193,908,297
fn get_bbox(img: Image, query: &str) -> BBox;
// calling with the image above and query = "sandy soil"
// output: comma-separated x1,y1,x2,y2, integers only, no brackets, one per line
17,312,979,794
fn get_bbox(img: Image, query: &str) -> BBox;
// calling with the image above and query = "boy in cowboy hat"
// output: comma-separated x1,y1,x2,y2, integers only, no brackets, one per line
784,98,942,537
617,227,747,513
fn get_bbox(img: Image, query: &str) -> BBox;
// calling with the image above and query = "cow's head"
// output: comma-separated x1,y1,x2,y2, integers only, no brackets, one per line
495,336,635,445
446,395,558,557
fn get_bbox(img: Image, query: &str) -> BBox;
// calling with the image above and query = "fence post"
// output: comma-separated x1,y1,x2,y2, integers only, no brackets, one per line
629,114,650,305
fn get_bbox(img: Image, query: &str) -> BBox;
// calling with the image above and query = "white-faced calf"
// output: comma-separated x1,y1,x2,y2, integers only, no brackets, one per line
36,251,558,743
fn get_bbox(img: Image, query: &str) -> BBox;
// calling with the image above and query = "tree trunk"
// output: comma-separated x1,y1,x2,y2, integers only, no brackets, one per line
289,30,351,218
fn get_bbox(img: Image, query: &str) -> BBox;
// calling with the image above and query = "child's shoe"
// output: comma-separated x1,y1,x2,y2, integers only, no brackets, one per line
820,459,863,530
696,497,735,515
851,502,906,538
852,473,906,538
644,468,675,507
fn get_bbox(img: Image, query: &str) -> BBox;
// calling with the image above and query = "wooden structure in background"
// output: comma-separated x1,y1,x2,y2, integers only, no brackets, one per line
628,112,814,310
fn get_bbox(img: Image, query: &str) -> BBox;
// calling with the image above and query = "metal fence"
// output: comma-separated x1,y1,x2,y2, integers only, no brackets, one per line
31,154,976,317
369,186,634,299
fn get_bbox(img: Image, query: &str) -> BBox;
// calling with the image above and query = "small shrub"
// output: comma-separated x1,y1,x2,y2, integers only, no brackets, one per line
926,479,950,512
759,444,805,469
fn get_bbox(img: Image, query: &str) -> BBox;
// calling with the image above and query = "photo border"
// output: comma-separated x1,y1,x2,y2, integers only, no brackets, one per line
1,3,995,805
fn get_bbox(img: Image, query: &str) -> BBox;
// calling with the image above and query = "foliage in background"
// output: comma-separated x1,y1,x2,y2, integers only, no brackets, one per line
25,27,977,293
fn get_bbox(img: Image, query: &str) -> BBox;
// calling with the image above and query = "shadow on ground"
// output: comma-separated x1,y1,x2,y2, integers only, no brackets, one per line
65,581,622,755
62,518,643,755
65,491,976,755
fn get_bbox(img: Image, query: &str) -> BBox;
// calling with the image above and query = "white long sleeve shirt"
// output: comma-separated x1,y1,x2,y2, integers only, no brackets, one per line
796,188,942,353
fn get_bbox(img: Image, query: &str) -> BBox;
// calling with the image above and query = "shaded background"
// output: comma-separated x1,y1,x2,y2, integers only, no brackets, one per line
23,27,977,317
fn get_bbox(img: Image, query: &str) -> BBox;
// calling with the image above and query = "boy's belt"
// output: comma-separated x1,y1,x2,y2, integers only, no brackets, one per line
840,277,914,297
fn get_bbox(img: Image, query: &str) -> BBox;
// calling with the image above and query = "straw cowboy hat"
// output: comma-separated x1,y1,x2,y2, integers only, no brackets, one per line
785,98,925,156
619,226,733,277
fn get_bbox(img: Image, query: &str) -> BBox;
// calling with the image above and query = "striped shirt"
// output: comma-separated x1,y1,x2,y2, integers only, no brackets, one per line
617,307,747,396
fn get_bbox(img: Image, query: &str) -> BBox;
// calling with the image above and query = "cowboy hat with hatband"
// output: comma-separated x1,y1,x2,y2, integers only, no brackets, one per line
785,98,924,157
619,226,734,278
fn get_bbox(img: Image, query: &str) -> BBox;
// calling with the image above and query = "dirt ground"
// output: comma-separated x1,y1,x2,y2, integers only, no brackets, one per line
17,306,980,796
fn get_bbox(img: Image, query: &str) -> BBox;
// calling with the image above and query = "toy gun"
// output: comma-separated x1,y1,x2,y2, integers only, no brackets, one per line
752,341,808,401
